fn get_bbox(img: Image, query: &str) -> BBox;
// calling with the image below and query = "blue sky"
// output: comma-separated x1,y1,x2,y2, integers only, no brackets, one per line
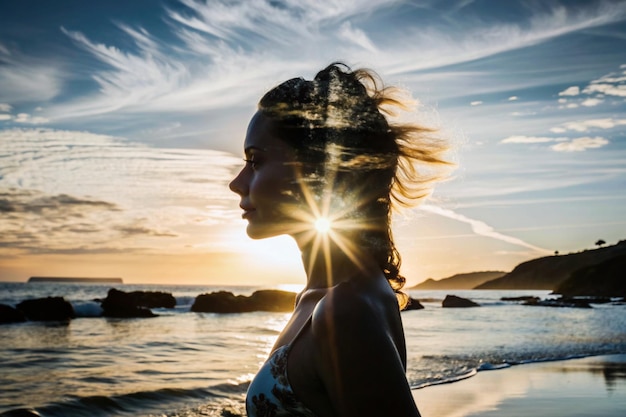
1,0,625,285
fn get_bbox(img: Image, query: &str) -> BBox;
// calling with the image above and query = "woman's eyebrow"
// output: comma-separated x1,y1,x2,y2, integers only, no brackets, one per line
244,145,267,155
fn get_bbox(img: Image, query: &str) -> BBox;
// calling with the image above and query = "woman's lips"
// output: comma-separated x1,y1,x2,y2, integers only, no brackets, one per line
241,208,256,219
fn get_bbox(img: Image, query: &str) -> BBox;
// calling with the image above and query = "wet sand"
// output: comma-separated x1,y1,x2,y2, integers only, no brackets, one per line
412,354,626,417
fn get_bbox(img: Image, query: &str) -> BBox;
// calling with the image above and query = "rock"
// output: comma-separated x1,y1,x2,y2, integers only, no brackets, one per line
442,295,480,308
191,290,296,313
501,296,540,303
0,304,26,324
191,291,246,313
402,298,425,311
522,297,592,308
16,297,75,321
101,288,157,318
247,290,296,312
126,290,176,308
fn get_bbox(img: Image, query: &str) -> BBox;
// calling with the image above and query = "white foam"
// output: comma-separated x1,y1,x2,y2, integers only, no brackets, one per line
72,301,104,317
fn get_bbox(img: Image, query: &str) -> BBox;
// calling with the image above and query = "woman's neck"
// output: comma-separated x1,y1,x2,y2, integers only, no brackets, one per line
295,233,377,289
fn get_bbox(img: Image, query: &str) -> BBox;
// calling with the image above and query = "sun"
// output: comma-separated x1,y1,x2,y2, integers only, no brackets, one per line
314,217,332,234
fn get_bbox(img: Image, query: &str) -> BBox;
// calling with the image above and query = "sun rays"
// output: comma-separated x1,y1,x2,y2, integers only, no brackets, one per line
314,217,332,234
280,159,386,287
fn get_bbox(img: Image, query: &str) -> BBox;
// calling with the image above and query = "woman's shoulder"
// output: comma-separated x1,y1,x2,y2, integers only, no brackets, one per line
310,276,398,340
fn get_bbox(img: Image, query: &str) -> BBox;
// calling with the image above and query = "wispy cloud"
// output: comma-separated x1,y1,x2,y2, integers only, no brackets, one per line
0,45,64,104
551,136,609,152
0,127,242,255
29,0,625,123
551,118,626,132
419,204,552,254
501,135,560,144
501,134,609,151
337,21,378,52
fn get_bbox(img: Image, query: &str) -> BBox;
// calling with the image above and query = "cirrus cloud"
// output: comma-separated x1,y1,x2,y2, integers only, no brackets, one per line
551,136,609,152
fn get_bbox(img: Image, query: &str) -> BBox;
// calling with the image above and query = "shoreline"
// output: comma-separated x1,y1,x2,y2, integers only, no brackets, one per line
412,354,626,417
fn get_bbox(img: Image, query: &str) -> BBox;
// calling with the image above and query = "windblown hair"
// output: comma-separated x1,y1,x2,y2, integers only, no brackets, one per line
259,63,453,308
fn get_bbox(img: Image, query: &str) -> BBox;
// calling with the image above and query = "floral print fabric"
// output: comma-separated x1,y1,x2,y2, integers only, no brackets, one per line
246,344,318,417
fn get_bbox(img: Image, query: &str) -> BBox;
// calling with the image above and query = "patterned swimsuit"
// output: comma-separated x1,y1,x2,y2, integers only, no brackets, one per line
246,319,318,417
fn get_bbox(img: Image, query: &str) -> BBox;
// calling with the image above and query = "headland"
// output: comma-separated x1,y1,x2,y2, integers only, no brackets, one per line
28,277,123,284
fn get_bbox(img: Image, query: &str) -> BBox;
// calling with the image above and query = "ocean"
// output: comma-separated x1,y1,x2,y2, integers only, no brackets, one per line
1,282,625,416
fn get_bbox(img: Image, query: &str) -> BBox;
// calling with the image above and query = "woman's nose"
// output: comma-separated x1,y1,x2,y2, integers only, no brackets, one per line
229,169,247,196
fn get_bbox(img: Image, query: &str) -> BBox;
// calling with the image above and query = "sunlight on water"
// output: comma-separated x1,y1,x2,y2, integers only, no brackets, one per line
1,284,625,417
275,283,305,293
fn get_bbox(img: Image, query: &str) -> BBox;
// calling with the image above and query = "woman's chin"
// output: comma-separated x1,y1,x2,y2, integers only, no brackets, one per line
246,224,282,240
246,223,277,240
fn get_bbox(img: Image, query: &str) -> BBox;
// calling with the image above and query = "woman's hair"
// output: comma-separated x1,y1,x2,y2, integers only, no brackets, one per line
258,63,453,307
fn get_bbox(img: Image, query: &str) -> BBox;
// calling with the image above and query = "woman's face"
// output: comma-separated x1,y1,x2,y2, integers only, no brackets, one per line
229,112,302,239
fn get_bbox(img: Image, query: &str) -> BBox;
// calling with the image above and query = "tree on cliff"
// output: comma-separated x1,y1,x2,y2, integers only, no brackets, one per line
595,239,606,248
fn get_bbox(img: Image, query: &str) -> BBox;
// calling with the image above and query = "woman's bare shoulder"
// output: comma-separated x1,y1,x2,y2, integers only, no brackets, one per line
310,277,397,341
306,278,418,416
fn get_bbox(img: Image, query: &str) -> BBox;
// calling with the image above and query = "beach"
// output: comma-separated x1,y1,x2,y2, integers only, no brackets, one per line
2,283,625,416
413,354,626,417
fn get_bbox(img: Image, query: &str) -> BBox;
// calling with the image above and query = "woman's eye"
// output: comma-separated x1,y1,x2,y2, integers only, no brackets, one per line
243,158,258,169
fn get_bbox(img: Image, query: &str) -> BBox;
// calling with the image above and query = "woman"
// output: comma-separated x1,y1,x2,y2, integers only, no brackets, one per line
230,63,451,417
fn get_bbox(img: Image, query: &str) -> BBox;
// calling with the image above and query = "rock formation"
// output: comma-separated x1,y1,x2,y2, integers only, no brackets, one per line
16,297,75,321
191,290,296,313
442,295,480,308
100,288,159,318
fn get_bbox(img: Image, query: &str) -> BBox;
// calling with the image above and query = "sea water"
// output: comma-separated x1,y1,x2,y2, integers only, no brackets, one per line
1,282,625,416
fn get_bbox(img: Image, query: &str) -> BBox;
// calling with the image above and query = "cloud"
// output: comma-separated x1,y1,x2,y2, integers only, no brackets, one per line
0,127,243,255
0,188,124,254
470,101,483,106
337,22,378,52
508,96,518,101
581,98,604,107
114,224,178,238
551,118,626,132
37,0,626,122
583,83,626,97
551,136,609,152
14,113,50,124
57,26,190,119
419,204,552,254
501,135,557,144
0,45,64,103
558,86,580,96
0,114,11,121
0,190,118,215
501,133,610,152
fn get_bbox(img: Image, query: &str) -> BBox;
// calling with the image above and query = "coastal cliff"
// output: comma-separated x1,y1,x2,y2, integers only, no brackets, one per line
410,271,506,290
475,240,626,290
554,253,626,297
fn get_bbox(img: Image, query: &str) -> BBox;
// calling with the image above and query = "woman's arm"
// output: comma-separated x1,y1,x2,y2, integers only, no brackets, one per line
311,287,421,417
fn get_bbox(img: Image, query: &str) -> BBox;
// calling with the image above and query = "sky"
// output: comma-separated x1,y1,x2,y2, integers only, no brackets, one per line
1,0,625,287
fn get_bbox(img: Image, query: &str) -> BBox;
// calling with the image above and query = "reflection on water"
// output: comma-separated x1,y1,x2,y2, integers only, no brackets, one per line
551,355,626,392
602,362,626,391
413,355,626,417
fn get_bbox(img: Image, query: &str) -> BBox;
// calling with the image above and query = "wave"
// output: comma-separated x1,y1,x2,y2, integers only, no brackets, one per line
411,368,478,389
410,350,623,391
0,383,248,417
71,301,103,317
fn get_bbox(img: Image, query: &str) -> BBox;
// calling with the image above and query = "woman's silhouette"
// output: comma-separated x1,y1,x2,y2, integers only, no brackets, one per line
230,63,452,417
